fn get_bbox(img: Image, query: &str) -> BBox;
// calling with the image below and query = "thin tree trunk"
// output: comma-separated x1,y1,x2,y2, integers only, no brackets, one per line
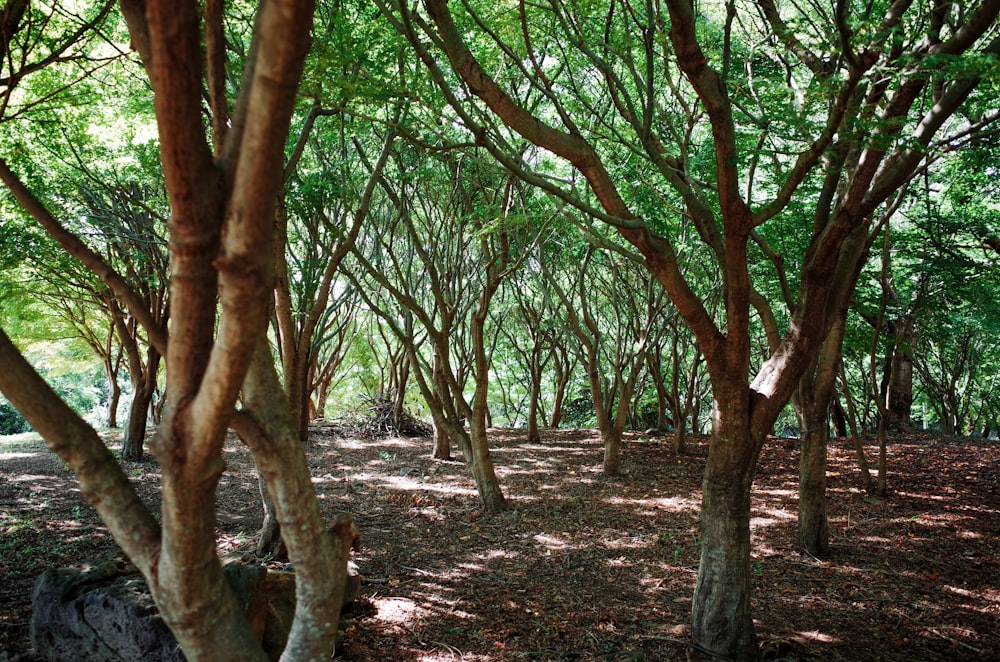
526,354,542,443
105,357,121,428
876,415,888,496
839,361,875,493
468,292,507,511
549,348,570,429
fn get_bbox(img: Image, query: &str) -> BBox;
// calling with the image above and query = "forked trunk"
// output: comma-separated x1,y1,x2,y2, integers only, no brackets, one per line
156,449,268,660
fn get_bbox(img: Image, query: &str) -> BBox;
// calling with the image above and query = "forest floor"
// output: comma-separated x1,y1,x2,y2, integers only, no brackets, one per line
0,426,998,661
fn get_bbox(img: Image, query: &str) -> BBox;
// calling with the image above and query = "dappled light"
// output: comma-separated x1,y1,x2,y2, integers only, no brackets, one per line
2,427,998,659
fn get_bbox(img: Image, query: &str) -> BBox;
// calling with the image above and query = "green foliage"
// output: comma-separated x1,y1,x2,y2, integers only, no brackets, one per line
0,398,30,435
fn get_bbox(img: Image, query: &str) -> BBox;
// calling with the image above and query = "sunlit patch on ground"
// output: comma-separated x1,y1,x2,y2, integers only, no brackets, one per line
372,596,432,624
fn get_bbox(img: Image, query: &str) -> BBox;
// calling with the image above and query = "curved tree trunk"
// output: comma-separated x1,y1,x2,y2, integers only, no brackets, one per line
838,361,875,493
236,344,351,658
468,423,506,512
467,289,507,512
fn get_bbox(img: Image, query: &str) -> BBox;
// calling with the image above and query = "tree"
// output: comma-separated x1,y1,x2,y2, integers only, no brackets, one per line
0,2,356,658
350,145,534,512
380,0,1000,656
274,105,396,441
544,240,662,475
81,182,168,459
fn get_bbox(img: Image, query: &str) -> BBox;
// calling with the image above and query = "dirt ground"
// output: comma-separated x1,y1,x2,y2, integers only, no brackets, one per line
1,426,998,661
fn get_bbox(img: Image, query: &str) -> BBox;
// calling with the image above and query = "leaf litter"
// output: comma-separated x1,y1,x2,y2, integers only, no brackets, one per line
0,428,997,660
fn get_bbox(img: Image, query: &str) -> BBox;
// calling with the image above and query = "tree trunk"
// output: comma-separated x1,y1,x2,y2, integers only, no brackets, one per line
602,429,622,476
691,409,759,660
105,359,121,428
832,397,848,437
549,348,570,429
121,351,160,461
886,345,914,430
314,379,329,419
876,416,888,497
430,348,452,460
432,420,451,460
838,361,875,493
672,416,687,455
120,388,152,460
296,366,311,441
254,470,287,560
468,295,507,512
792,316,844,557
583,343,621,476
236,344,351,659
797,411,830,556
468,423,506,512
526,358,542,443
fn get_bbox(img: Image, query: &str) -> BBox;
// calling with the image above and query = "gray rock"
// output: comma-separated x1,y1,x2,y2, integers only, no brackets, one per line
30,558,184,661
29,555,363,662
